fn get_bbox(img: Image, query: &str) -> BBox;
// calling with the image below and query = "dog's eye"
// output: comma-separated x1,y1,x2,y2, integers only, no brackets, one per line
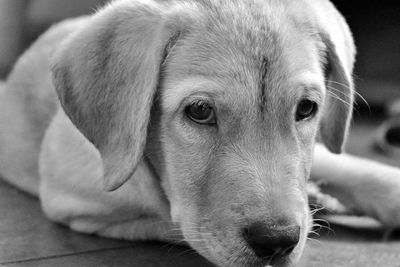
185,101,216,125
296,99,318,121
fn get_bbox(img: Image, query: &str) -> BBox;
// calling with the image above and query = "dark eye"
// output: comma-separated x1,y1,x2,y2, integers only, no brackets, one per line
296,99,318,121
185,100,216,125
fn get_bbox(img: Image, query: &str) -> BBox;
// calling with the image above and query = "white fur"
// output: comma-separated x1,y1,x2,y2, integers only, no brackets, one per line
162,78,221,113
312,144,400,229
40,108,178,240
0,17,89,195
1,1,400,267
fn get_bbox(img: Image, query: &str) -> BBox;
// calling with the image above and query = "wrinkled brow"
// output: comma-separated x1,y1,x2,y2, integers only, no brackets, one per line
302,85,324,103
259,57,269,112
294,72,325,103
162,77,222,113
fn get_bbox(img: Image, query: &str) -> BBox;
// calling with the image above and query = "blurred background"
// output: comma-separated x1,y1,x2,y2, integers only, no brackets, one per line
332,0,400,108
0,0,107,77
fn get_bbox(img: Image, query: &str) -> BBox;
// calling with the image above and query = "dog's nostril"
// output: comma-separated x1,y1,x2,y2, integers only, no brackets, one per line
243,222,300,260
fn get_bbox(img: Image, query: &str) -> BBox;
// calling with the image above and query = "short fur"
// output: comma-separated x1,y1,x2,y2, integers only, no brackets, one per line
1,0,400,266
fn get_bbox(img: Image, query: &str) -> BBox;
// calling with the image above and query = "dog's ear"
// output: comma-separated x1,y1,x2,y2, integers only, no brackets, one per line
51,1,185,191
313,0,356,153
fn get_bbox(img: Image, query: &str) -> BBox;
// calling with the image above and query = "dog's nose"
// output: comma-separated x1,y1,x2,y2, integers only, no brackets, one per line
243,222,300,260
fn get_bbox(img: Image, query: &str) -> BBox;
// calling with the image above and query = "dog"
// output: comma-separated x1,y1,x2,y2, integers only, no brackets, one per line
1,0,400,266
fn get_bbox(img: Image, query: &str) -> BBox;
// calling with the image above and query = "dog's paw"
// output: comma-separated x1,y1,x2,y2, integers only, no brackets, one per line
351,165,400,229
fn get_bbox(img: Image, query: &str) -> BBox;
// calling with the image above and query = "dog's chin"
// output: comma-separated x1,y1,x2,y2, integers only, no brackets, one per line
196,245,301,267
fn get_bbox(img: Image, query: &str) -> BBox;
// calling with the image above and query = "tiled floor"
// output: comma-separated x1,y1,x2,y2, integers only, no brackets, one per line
1,115,400,267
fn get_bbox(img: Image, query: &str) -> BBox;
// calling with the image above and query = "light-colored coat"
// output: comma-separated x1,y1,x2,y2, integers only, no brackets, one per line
1,0,400,266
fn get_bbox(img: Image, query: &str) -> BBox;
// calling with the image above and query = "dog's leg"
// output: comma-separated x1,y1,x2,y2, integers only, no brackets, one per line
311,143,400,228
95,218,182,243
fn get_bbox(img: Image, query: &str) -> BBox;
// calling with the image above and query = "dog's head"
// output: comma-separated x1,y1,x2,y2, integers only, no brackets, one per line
52,0,355,266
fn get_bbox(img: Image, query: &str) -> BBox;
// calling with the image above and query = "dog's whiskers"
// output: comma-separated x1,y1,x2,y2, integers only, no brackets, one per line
306,236,323,245
325,81,370,112
326,90,353,107
311,218,334,236
309,206,326,216
308,229,320,236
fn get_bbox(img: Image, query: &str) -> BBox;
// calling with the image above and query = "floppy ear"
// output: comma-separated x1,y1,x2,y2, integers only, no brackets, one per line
312,0,356,153
51,1,185,191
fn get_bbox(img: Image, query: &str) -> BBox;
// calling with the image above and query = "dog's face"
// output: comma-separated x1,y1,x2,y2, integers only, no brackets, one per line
152,12,325,266
52,0,355,266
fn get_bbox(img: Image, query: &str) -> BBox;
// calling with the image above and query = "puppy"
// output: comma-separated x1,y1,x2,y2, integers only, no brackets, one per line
1,0,400,266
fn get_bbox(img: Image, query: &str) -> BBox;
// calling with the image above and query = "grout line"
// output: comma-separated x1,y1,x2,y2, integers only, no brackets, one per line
0,245,136,265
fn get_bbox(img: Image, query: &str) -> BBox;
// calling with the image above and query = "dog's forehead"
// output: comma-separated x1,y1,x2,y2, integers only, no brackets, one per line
163,0,324,113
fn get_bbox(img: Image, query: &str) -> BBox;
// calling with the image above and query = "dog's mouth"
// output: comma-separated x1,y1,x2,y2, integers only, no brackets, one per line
260,251,298,267
179,219,306,267
256,246,297,267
